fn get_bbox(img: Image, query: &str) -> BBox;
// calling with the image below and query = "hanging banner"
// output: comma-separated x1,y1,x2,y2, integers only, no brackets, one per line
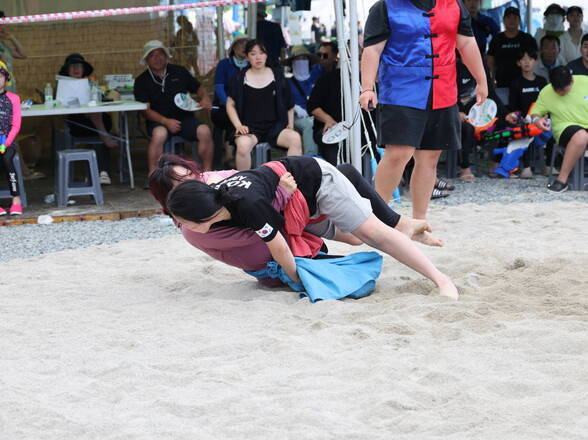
0,0,264,24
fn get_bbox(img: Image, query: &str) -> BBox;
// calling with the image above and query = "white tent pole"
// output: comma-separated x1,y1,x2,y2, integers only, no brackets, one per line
348,0,361,171
334,0,353,166
248,2,257,39
526,0,532,34
217,6,226,60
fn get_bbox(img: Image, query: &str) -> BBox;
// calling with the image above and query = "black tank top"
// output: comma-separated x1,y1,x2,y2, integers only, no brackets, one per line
242,81,277,124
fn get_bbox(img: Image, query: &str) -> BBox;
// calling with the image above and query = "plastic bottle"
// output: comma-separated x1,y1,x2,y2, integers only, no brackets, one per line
44,83,53,108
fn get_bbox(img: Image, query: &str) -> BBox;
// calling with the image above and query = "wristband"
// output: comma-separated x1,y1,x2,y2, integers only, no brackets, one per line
360,89,374,95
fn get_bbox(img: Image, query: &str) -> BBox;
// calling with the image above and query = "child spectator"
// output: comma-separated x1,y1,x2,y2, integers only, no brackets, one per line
506,49,549,178
0,61,23,215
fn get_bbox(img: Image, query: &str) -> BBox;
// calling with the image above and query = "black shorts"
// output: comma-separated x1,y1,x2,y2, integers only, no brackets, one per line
237,121,283,147
146,115,202,142
377,104,461,150
559,125,588,148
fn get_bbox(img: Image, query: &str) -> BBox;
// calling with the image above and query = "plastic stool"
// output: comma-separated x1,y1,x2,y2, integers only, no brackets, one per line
0,150,27,207
251,143,271,168
549,144,587,191
56,149,104,207
164,136,199,162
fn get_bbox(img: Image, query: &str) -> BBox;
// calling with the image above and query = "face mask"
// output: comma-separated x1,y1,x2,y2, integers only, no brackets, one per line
233,56,248,68
544,14,564,31
292,58,310,81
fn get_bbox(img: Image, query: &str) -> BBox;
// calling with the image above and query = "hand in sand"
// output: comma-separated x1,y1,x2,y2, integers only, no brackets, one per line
437,275,459,300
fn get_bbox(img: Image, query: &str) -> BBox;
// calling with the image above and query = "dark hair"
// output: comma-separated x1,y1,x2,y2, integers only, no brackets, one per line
148,154,203,216
228,37,250,58
167,180,235,223
549,66,572,91
582,34,588,45
544,3,565,16
516,48,538,60
319,41,339,55
540,34,560,48
567,6,583,16
245,39,268,57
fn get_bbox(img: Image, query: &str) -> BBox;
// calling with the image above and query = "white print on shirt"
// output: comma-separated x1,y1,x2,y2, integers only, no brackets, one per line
256,223,274,238
214,175,252,190
500,43,521,49
522,87,540,93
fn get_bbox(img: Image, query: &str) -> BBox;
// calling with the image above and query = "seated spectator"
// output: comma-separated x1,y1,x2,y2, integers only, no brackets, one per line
134,40,214,176
284,45,321,155
506,49,549,178
566,34,588,76
464,0,499,56
59,53,118,185
315,41,338,78
211,38,249,156
487,7,537,88
534,4,567,46
226,40,302,170
530,67,588,192
533,35,565,80
561,6,585,64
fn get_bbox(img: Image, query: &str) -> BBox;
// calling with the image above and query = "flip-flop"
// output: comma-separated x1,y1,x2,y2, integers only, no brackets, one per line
435,179,455,191
431,188,450,199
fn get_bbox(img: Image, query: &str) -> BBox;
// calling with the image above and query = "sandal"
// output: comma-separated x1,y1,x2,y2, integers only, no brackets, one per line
435,179,455,191
431,188,450,199
459,173,476,182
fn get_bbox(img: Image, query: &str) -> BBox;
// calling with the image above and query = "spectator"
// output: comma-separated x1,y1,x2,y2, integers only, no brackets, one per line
284,46,321,155
534,4,566,47
561,6,585,64
531,67,588,193
330,23,337,40
464,0,499,55
487,7,537,88
566,34,588,76
0,10,27,93
172,15,200,77
134,40,214,176
256,3,287,65
311,17,325,44
316,41,339,77
59,53,118,185
506,49,549,178
211,38,249,144
226,40,302,170
533,35,564,80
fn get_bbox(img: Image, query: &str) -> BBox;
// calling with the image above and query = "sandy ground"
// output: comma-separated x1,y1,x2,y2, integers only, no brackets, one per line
2,201,588,439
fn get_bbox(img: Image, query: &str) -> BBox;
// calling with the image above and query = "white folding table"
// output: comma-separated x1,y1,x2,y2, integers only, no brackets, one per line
22,100,148,189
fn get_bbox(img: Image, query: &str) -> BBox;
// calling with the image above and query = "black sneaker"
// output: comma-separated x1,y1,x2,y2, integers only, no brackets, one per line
547,179,569,193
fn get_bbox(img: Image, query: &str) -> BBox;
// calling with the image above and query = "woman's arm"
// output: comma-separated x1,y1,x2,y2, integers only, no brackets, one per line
226,97,248,134
5,93,21,147
457,35,488,105
266,232,300,283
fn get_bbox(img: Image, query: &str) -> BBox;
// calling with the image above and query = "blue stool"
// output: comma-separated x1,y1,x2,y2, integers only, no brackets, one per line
251,143,272,168
164,136,199,162
0,150,27,207
56,149,104,207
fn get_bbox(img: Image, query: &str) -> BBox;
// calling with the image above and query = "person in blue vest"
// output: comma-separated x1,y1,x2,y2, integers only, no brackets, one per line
284,46,321,155
360,0,487,246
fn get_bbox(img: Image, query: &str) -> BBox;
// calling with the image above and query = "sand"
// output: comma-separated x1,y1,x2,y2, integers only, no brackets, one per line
2,200,588,439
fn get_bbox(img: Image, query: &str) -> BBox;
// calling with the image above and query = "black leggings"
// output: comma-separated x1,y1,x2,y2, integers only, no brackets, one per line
336,163,401,229
459,122,475,169
0,147,19,197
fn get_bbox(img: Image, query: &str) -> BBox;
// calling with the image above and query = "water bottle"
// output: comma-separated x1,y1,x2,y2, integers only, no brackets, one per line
44,83,53,108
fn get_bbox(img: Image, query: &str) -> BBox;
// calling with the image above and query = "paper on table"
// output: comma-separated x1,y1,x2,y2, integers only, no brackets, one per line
55,75,90,106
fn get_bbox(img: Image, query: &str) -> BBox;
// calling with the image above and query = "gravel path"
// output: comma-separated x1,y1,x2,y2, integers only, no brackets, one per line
2,174,586,263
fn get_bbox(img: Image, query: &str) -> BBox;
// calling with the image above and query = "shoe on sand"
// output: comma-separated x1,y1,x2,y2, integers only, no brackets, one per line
547,180,569,193
431,188,450,199
9,203,23,215
520,167,533,179
0,207,6,216
100,171,112,185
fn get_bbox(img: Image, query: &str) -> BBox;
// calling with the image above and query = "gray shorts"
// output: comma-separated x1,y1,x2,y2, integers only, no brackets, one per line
304,158,372,239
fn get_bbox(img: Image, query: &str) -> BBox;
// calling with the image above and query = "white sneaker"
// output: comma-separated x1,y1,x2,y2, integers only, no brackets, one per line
100,171,111,185
520,167,533,179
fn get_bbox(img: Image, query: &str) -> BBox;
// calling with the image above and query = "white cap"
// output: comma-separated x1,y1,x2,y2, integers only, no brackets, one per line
140,40,172,65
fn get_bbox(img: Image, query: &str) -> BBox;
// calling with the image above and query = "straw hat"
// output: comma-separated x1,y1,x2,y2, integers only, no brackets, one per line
283,45,319,66
140,40,172,65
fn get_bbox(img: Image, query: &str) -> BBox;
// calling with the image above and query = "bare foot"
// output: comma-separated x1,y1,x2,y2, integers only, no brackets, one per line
395,217,431,237
412,230,444,247
437,276,459,300
103,137,119,149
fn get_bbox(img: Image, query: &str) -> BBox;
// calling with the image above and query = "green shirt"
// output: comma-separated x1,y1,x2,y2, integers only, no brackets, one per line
532,75,588,144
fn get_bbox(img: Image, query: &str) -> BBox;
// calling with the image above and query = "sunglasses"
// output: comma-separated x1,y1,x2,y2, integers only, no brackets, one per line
318,53,330,59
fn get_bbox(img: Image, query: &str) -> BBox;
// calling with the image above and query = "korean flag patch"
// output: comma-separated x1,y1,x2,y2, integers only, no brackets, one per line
256,223,274,238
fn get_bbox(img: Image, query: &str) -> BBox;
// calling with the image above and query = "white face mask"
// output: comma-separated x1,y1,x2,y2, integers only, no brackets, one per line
233,56,248,68
292,58,310,81
544,14,564,31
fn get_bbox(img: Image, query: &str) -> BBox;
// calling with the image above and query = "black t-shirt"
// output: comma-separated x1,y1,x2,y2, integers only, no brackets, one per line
311,24,322,43
364,0,473,48
508,75,547,115
307,68,342,133
242,82,278,124
487,32,538,87
134,63,201,120
567,58,588,76
256,20,286,64
215,156,323,242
